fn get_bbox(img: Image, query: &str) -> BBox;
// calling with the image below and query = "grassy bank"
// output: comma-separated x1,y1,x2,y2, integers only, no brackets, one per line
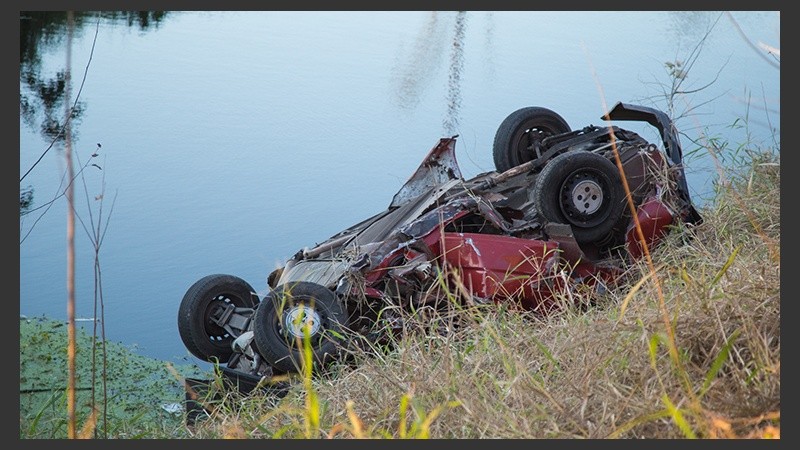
20,144,779,439
19,317,210,438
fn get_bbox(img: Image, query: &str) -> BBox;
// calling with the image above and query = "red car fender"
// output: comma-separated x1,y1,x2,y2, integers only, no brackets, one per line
626,197,675,260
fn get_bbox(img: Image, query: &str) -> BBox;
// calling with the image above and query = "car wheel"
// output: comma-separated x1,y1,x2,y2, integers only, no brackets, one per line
533,150,626,244
178,274,258,363
252,281,348,374
493,106,571,172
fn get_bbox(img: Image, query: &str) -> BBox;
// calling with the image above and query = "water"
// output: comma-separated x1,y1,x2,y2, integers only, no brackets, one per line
19,11,780,364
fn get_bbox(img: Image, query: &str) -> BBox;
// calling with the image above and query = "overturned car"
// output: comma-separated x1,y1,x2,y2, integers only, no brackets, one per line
178,102,702,385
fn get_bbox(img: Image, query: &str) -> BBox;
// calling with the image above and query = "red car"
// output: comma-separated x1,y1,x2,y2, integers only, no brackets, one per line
178,102,701,382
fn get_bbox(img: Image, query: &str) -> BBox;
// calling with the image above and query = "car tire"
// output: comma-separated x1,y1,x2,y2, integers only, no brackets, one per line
252,281,348,374
178,274,258,363
533,150,626,244
493,106,571,172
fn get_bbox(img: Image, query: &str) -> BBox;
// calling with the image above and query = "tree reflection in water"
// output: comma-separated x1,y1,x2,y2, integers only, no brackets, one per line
391,11,494,137
19,11,171,212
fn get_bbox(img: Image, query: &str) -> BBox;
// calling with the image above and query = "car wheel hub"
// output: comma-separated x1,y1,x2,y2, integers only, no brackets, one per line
569,178,603,215
283,305,321,338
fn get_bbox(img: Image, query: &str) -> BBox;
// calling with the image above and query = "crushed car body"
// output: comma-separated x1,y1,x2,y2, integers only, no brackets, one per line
177,102,702,388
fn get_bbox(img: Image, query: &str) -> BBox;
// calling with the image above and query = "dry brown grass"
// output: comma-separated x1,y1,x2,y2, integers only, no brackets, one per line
187,148,779,439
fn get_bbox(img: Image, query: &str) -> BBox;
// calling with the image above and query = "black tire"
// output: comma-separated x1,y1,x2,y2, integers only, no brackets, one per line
252,281,348,374
533,151,626,244
178,274,258,363
493,106,571,172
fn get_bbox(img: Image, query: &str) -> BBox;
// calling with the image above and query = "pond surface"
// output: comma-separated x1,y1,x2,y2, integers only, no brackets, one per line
19,11,780,364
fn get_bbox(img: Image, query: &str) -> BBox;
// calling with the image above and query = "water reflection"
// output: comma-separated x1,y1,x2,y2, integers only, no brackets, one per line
20,11,170,140
19,11,171,213
443,11,467,136
391,12,447,111
665,11,723,47
481,13,495,86
390,11,471,136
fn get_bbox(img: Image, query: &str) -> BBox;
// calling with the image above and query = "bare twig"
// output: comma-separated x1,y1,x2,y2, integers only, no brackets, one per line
19,155,100,245
724,11,780,69
74,146,116,438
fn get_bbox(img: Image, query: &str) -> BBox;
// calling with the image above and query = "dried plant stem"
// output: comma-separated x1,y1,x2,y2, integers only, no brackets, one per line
64,10,76,439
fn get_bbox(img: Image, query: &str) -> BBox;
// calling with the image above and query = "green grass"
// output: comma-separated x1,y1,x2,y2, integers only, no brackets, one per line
19,316,210,438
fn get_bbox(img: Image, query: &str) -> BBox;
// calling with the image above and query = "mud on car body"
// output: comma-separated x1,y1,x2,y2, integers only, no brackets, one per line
177,102,702,385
